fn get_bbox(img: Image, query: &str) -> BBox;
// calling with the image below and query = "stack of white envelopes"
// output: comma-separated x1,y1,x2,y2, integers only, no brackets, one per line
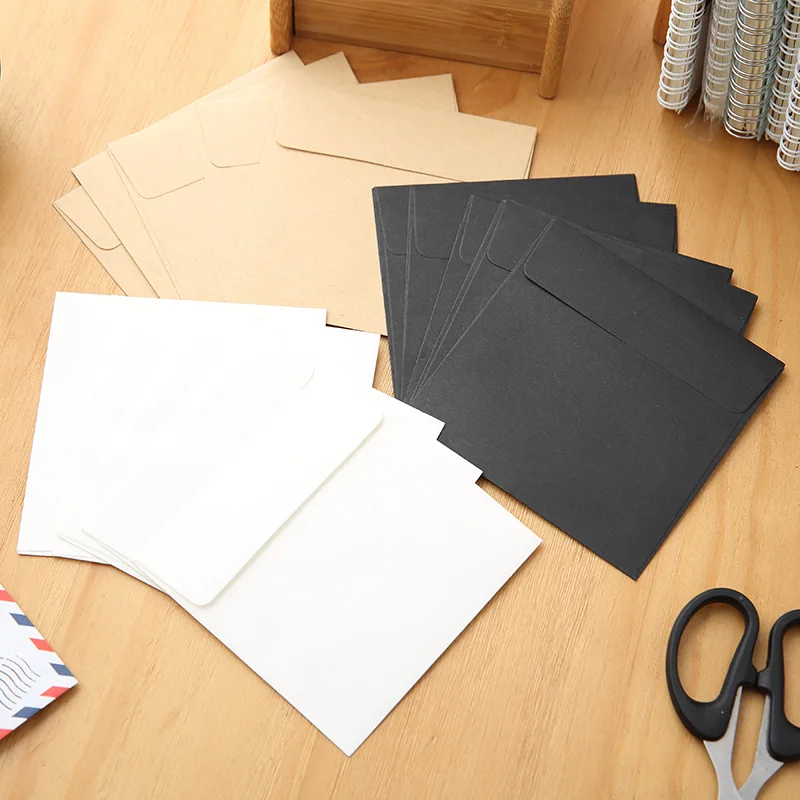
18,292,540,755
55,51,537,335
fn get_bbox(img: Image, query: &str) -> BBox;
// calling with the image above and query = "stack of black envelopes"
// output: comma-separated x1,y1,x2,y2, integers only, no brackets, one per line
372,176,784,579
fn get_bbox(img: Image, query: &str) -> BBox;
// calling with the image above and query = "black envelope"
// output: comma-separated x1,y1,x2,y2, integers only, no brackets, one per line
373,175,645,396
373,185,412,393
410,198,755,398
399,188,680,399
412,217,783,578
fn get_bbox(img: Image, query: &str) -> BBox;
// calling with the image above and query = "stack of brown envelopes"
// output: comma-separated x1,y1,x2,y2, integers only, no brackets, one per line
56,51,537,335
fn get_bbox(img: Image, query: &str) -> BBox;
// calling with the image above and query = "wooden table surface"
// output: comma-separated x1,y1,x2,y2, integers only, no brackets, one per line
0,1,798,797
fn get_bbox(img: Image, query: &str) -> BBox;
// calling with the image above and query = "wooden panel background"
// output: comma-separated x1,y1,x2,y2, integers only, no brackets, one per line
0,0,797,798
294,0,553,72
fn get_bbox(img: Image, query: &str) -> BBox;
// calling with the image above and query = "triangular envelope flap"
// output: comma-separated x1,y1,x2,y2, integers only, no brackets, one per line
522,221,784,414
373,187,410,255
54,187,120,250
134,385,384,606
459,196,503,264
274,82,536,183
486,201,553,270
109,110,205,199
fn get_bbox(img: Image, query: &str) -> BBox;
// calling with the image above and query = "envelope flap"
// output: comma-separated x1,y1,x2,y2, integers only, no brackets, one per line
359,74,457,110
487,202,552,270
134,385,384,605
373,187,410,255
54,187,120,250
203,50,305,101
108,110,205,198
274,82,536,183
200,94,277,168
460,196,503,264
522,221,784,413
412,175,641,259
200,52,359,168
411,185,476,258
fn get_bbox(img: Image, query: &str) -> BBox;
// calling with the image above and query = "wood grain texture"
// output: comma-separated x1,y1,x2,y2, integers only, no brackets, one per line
269,0,294,54
0,0,798,798
653,0,671,45
294,0,553,72
538,0,574,98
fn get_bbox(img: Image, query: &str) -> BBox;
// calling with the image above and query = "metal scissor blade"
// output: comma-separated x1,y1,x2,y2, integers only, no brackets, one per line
737,698,783,800
704,688,743,800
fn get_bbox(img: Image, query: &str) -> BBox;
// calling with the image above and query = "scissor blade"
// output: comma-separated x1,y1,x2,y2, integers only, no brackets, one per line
737,698,783,800
703,689,743,800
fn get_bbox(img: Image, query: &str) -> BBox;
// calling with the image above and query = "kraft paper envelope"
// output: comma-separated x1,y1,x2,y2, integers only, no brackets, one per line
70,51,336,300
54,188,157,298
226,81,537,334
72,153,180,298
85,389,538,755
200,73,458,288
104,52,322,300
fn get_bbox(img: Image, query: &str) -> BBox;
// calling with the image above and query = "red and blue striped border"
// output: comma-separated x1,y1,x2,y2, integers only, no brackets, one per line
0,584,77,741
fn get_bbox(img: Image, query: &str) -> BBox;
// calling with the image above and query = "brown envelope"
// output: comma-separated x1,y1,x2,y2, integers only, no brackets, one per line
73,152,180,298
54,188,157,298
200,72,459,290
69,51,323,301
71,52,310,300
196,54,362,289
104,52,324,301
225,81,537,333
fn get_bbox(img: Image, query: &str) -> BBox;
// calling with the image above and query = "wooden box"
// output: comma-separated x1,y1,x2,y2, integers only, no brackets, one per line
270,0,575,98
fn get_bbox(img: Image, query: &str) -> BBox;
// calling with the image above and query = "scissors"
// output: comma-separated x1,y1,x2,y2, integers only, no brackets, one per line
667,588,799,799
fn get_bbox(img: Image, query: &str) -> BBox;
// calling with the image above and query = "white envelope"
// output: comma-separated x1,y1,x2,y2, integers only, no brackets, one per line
18,293,327,559
85,390,538,756
80,384,381,604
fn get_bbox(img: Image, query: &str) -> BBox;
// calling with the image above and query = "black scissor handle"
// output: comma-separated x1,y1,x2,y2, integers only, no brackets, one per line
666,588,760,741
757,609,800,762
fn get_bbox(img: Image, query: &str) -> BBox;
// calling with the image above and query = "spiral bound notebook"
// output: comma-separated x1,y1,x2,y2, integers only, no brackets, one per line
658,0,712,112
767,0,800,140
703,0,739,118
778,51,800,166
724,0,786,138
